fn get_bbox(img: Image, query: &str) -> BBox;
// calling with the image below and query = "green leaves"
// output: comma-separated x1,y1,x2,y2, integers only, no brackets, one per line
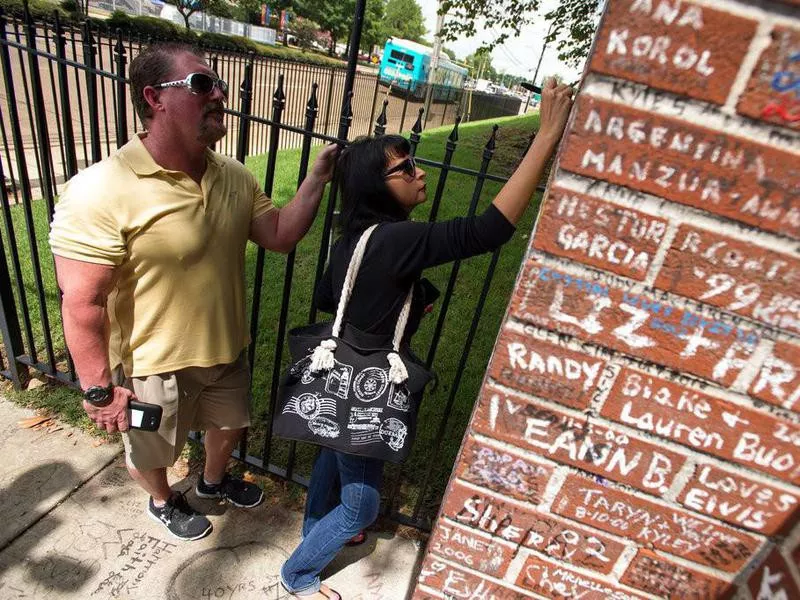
440,0,603,68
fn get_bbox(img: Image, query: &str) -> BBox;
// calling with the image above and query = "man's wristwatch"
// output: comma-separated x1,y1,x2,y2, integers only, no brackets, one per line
84,384,114,407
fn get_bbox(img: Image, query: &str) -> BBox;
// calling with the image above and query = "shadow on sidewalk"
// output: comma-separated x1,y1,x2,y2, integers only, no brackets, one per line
0,461,98,594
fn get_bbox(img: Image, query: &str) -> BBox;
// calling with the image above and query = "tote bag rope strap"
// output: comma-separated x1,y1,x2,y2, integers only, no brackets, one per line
309,224,414,384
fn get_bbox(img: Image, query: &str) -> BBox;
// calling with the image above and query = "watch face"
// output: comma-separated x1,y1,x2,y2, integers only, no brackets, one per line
85,386,111,405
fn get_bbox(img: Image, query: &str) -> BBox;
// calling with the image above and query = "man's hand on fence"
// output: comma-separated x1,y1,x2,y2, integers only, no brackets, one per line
83,386,135,434
310,144,340,184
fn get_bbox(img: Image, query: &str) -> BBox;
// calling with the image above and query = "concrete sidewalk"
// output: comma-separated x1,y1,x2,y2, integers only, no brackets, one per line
0,397,425,600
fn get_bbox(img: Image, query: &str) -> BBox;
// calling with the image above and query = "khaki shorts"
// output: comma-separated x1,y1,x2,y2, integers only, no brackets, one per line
119,352,251,471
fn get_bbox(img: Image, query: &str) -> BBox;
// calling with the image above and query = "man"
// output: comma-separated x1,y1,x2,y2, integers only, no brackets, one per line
49,43,337,541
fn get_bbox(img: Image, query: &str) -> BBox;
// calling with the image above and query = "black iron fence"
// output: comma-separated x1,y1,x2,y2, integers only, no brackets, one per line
0,7,540,530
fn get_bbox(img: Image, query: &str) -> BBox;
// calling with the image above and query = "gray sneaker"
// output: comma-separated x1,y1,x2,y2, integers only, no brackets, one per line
195,473,264,508
148,492,212,540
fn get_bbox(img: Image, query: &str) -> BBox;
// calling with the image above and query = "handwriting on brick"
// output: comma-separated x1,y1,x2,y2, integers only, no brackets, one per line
620,550,731,599
458,437,552,504
678,464,799,535
475,386,685,493
533,187,667,280
554,475,761,572
600,367,800,486
417,556,524,599
590,0,756,104
516,554,645,599
656,225,800,334
441,481,625,574
489,327,606,410
560,97,800,239
428,520,514,578
738,26,800,130
749,341,800,411
747,549,800,600
511,257,761,387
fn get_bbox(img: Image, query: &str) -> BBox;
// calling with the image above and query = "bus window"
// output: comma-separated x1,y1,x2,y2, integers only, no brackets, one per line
389,49,415,70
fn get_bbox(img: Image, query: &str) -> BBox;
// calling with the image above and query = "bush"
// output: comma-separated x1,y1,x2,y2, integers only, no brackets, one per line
0,0,69,20
106,11,194,42
197,31,257,53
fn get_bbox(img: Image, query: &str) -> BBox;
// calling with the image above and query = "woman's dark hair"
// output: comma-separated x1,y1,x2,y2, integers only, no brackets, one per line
336,135,411,234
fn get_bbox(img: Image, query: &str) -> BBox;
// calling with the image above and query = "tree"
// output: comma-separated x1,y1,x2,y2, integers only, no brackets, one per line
360,0,385,53
439,0,603,67
175,0,209,30
464,49,497,80
293,17,321,51
382,0,426,43
441,46,456,60
295,0,385,55
293,0,350,54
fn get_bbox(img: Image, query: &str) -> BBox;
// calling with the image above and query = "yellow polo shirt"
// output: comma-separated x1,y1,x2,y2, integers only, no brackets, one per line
49,133,274,377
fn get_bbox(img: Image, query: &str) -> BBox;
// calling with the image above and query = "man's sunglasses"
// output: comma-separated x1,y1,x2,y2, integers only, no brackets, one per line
152,72,229,97
383,156,417,179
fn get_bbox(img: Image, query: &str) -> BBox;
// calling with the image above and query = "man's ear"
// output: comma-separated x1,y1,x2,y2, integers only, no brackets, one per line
142,86,163,114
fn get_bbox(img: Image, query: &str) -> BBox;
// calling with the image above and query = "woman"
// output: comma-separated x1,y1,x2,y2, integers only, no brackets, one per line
280,78,574,599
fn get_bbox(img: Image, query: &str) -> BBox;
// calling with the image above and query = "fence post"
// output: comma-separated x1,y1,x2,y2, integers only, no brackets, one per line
367,75,380,135
23,0,55,213
322,68,335,137
53,12,77,179
373,99,388,136
408,107,424,155
427,115,460,223
114,29,128,148
82,20,102,164
268,82,319,478
235,54,254,163
308,91,352,323
0,158,28,389
399,78,412,132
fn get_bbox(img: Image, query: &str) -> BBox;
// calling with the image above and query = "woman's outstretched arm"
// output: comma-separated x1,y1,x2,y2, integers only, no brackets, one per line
492,78,575,226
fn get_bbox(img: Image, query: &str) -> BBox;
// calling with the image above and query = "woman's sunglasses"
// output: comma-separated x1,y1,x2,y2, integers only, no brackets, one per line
383,156,417,179
153,72,229,97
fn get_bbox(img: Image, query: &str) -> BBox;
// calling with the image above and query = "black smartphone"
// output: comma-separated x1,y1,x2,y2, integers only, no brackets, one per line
519,82,543,94
128,400,162,431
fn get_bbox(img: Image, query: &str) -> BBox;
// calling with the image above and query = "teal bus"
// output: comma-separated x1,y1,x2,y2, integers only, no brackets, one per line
378,37,468,101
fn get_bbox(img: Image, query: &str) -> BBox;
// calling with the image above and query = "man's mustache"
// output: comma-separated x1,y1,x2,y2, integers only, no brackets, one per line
203,103,225,115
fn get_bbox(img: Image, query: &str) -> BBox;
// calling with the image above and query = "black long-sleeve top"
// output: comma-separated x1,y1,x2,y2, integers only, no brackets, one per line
315,204,515,341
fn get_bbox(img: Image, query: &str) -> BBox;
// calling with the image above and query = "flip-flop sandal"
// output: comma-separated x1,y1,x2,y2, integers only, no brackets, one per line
321,586,342,600
281,583,342,600
344,531,366,547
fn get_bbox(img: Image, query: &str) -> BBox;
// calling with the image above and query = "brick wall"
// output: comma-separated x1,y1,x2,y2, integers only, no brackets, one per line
413,0,800,598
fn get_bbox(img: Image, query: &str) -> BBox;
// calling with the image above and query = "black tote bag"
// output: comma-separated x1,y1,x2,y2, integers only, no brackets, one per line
273,225,434,463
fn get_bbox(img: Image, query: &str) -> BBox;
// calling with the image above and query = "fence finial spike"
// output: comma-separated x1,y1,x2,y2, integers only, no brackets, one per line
447,114,461,143
411,107,424,135
306,82,318,113
374,99,389,136
273,73,285,103
486,124,498,151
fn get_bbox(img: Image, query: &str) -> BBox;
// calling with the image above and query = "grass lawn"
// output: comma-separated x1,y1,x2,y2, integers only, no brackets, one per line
2,110,543,526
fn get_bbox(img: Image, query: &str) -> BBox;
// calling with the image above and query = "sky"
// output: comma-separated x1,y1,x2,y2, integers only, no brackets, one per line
416,0,585,84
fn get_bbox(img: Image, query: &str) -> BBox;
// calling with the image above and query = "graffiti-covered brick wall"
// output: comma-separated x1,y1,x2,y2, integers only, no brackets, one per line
414,0,800,598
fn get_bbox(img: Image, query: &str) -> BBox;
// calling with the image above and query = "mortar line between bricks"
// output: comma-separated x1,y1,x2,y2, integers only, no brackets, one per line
516,250,800,362
0,447,123,555
553,171,800,257
723,19,776,111
578,75,800,155
446,470,744,588
506,317,800,427
487,376,800,499
443,472,641,550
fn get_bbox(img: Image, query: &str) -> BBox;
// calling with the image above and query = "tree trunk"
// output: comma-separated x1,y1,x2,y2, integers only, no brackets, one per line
328,34,335,56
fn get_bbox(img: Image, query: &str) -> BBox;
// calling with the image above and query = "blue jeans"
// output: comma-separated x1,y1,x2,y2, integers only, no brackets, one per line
280,448,384,595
